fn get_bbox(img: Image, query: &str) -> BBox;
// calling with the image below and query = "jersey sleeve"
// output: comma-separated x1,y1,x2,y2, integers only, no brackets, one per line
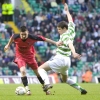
30,34,46,41
68,22,75,31
68,22,75,35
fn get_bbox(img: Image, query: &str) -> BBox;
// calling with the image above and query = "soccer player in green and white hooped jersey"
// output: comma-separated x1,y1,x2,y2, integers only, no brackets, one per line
38,3,87,95
56,21,75,57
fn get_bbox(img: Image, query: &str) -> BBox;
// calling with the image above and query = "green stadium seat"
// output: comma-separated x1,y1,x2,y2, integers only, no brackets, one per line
95,8,100,13
77,64,83,68
59,4,64,10
3,67,12,75
0,39,7,46
77,61,84,65
3,67,9,70
87,62,93,68
0,42,6,48
5,39,9,43
27,69,35,75
50,45,57,50
93,72,99,76
9,70,12,75
20,9,26,15
28,0,36,4
69,4,80,13
0,33,2,38
77,61,84,70
49,7,58,14
34,8,42,13
49,8,53,12
38,46,47,57
68,68,74,76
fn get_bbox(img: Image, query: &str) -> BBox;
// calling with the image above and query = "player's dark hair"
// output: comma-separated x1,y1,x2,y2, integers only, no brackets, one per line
57,21,68,29
20,26,27,32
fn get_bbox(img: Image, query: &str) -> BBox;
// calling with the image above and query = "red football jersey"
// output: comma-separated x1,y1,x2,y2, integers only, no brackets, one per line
12,34,46,59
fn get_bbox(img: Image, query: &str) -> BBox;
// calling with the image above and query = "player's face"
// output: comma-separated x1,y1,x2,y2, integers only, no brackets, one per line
20,31,28,40
57,27,66,35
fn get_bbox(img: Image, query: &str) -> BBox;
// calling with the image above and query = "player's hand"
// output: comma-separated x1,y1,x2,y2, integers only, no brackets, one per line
64,3,69,11
4,44,9,52
72,53,81,60
56,41,63,46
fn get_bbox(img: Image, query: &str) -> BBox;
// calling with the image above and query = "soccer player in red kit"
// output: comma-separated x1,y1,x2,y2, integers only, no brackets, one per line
4,26,62,95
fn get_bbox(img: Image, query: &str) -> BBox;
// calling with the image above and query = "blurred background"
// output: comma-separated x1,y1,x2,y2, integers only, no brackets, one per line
0,0,100,83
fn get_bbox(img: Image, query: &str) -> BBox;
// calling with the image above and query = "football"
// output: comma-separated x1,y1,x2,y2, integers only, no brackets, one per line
15,86,26,95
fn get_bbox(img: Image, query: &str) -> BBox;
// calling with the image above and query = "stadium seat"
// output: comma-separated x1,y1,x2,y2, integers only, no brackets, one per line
77,61,84,67
5,39,9,43
9,70,12,75
50,45,57,50
93,72,99,76
3,67,9,70
43,0,46,3
0,33,2,38
0,39,7,46
3,67,12,75
27,69,35,75
49,7,58,14
59,4,64,10
34,8,42,13
38,46,47,57
95,8,100,13
87,62,93,68
68,68,74,76
69,4,81,13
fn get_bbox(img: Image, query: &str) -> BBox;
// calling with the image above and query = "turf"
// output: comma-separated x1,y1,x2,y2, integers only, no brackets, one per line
0,83,100,100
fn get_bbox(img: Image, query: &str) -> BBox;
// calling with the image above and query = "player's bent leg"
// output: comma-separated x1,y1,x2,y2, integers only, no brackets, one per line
61,74,67,83
61,72,87,95
38,62,52,85
66,78,87,95
20,66,26,77
20,67,31,95
38,62,52,71
34,69,44,84
34,69,51,95
38,62,53,92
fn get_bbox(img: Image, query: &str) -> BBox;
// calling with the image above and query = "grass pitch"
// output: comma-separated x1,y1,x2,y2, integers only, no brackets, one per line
0,83,100,100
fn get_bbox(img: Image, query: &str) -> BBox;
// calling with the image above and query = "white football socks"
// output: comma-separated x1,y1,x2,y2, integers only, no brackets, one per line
66,78,83,92
38,69,50,85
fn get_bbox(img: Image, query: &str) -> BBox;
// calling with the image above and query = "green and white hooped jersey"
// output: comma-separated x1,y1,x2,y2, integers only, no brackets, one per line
56,22,75,57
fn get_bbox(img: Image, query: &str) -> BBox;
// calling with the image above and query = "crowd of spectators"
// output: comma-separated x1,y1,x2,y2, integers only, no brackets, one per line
0,0,100,78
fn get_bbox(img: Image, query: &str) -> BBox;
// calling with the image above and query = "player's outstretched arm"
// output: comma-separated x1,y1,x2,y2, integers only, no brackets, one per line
45,38,62,47
64,3,73,22
68,42,81,60
4,36,14,51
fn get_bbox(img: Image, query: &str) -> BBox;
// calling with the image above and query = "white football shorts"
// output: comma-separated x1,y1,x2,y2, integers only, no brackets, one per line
46,54,71,75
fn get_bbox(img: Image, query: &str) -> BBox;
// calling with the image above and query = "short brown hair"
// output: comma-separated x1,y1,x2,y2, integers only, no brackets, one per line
20,26,27,32
57,21,68,29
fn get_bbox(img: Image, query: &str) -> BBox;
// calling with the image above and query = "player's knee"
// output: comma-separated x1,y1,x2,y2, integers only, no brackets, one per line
38,68,44,73
62,74,67,83
20,70,26,76
63,80,67,83
38,67,42,70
